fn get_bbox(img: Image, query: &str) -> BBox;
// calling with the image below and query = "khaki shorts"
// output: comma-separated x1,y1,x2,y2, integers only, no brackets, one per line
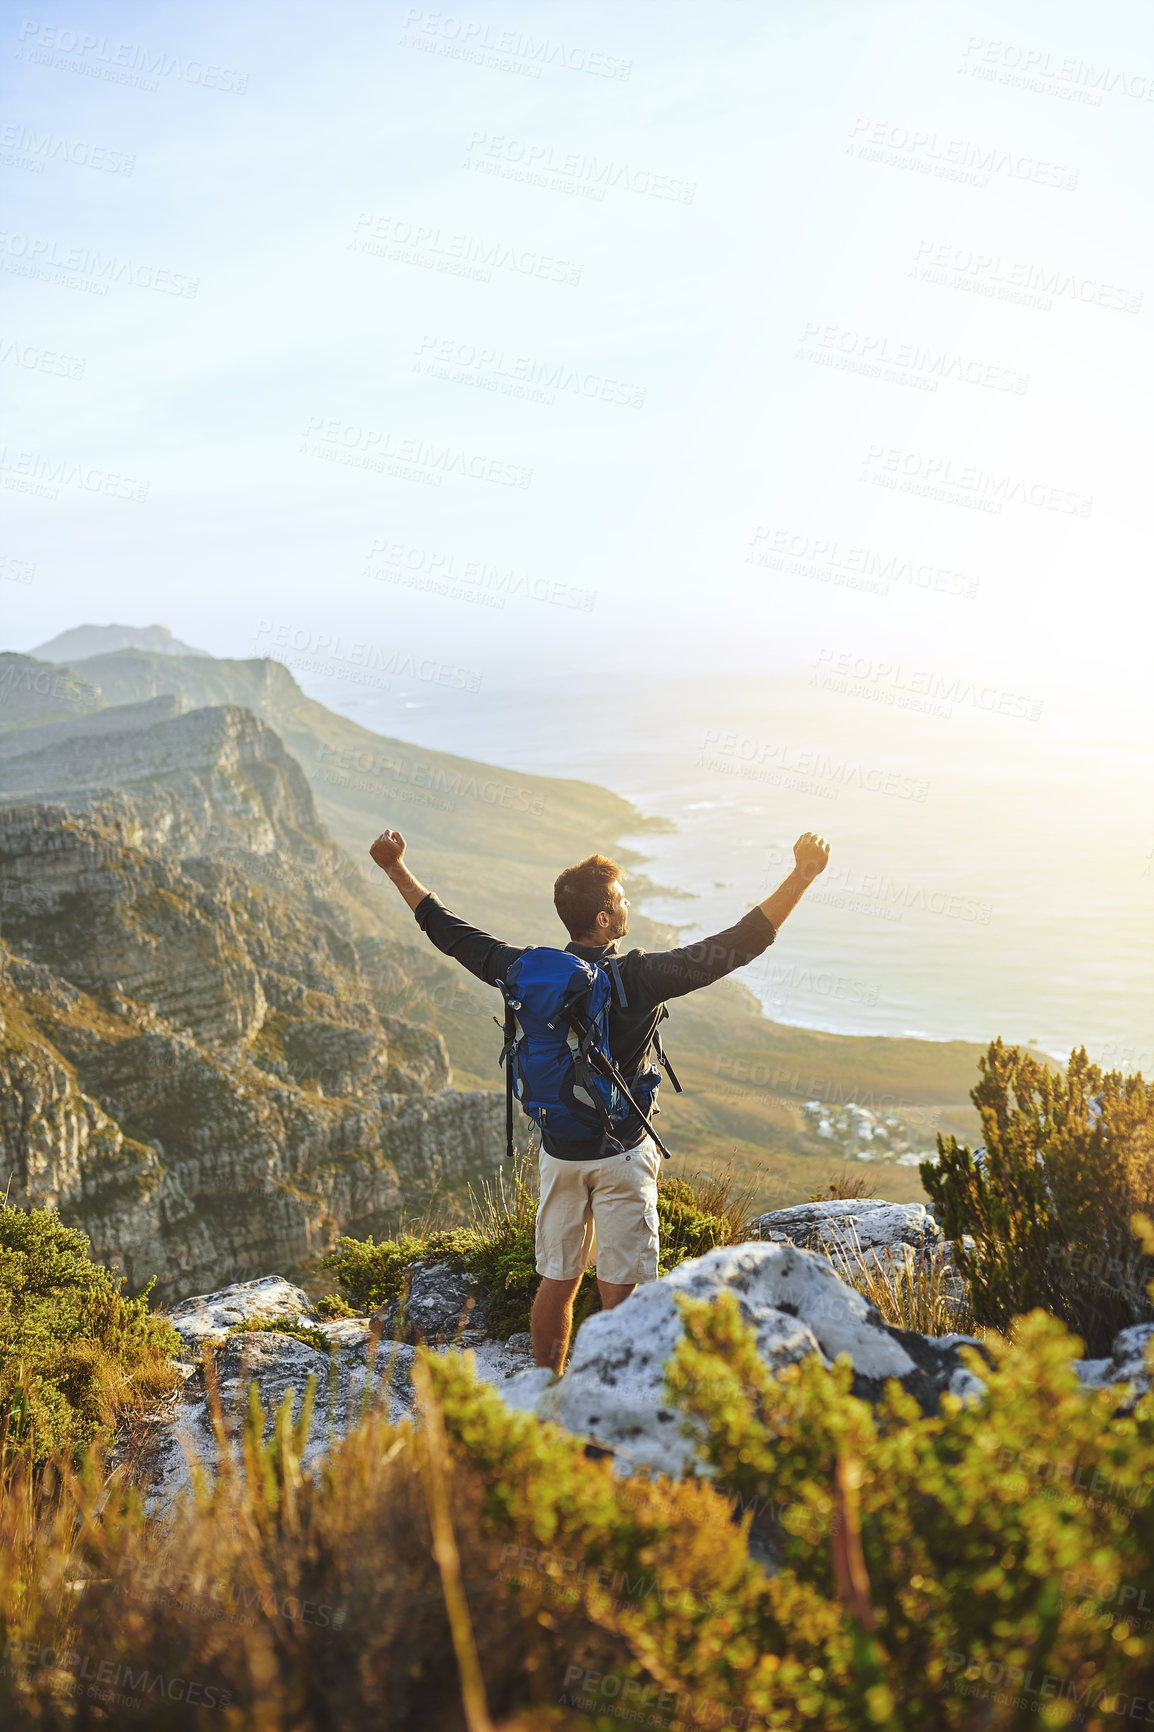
535,1137,661,1286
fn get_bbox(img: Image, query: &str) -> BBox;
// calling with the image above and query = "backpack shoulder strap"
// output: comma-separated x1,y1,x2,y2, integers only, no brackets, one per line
606,957,629,1008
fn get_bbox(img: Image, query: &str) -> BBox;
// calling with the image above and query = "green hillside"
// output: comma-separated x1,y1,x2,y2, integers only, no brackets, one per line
0,647,987,1206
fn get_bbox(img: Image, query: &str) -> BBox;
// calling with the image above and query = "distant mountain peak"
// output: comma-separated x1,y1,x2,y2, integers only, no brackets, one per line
28,623,210,662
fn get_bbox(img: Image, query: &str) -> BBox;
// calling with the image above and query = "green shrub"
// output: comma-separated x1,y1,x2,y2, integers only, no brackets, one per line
319,1232,426,1312
224,1318,333,1354
922,1040,1154,1353
0,1202,181,1465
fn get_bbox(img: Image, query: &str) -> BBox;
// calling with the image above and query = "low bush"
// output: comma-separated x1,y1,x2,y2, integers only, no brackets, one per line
923,1040,1154,1354
224,1318,333,1354
0,1203,181,1466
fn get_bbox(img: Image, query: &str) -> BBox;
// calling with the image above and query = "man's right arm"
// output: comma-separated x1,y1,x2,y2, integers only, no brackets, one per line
369,829,429,910
369,828,521,987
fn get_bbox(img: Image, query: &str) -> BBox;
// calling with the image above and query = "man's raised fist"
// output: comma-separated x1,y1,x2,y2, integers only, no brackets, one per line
369,829,406,872
793,832,830,882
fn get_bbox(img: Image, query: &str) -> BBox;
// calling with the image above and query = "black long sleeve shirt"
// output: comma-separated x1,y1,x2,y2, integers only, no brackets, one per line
412,893,776,1158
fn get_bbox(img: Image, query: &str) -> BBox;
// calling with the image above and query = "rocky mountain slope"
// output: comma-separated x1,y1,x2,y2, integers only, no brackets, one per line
0,706,504,1300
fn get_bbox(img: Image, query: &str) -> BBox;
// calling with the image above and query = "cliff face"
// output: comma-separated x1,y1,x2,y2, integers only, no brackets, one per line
0,703,327,859
0,709,504,1301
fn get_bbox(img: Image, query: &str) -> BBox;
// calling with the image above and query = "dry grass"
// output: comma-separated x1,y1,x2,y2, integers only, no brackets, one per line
830,1235,976,1338
808,1174,875,1203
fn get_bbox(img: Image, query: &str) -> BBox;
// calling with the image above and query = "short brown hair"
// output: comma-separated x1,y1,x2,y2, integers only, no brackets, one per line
553,854,623,941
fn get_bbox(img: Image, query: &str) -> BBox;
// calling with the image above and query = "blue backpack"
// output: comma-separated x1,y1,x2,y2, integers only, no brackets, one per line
496,948,680,1160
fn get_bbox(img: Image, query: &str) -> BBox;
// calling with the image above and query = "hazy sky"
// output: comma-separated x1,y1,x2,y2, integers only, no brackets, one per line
2,0,1153,724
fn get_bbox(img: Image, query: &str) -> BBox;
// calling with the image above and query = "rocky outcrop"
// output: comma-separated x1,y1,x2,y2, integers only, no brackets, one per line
0,704,326,861
128,1273,534,1511
0,937,504,1299
522,1241,980,1476
126,1223,1154,1511
746,1198,942,1260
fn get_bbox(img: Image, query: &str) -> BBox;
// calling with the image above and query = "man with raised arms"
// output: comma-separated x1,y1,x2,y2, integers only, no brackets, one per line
369,829,830,1372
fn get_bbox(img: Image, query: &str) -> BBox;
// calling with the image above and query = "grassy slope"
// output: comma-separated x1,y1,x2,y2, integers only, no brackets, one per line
3,649,987,1209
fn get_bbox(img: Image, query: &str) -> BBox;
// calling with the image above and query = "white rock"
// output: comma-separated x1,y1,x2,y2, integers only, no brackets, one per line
1074,1358,1116,1391
1075,1322,1154,1402
947,1366,986,1405
747,1200,941,1260
166,1274,314,1353
498,1366,557,1414
544,1242,917,1478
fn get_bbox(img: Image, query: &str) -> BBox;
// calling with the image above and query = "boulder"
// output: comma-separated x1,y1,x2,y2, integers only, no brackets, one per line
376,1260,491,1345
746,1199,942,1260
1076,1322,1154,1402
167,1274,314,1354
534,1241,977,1478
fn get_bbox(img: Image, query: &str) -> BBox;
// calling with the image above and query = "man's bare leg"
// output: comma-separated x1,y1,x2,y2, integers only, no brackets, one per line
596,1279,637,1312
531,1274,584,1372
